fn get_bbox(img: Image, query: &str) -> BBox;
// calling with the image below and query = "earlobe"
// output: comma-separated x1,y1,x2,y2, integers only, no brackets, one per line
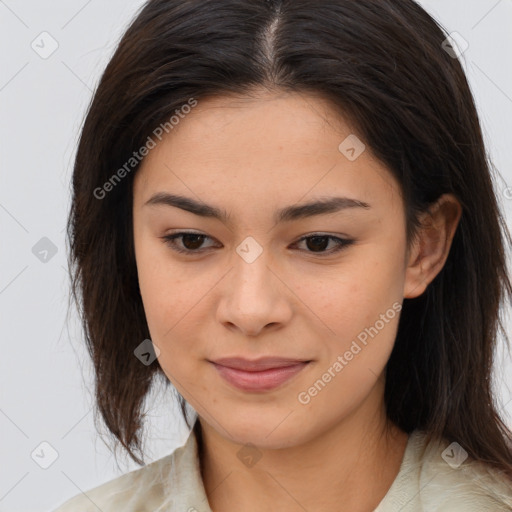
403,194,462,299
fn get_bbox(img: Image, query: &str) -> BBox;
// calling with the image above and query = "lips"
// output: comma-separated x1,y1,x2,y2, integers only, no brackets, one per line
211,356,311,371
209,357,311,392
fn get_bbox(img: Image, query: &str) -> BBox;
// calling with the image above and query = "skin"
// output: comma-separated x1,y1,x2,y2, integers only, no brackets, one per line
132,89,462,512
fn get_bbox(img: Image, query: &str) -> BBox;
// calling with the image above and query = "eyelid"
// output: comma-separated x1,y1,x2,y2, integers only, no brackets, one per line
293,233,355,255
160,230,355,256
160,230,218,254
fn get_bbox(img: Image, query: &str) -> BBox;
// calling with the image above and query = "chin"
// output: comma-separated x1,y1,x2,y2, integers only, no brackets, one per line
212,408,313,449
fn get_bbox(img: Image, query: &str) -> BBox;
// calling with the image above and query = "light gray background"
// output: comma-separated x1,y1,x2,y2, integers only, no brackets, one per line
1,1,511,511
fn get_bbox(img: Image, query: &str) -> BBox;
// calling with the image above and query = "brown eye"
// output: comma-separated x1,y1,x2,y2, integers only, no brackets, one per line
305,236,330,252
179,233,206,250
294,234,355,255
161,232,216,254
160,232,355,257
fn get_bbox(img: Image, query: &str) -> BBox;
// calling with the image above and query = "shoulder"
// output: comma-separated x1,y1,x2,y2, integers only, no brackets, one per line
421,433,512,511
380,430,512,511
51,425,207,512
52,453,174,512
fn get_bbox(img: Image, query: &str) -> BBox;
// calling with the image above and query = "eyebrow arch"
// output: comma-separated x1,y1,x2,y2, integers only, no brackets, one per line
144,192,371,224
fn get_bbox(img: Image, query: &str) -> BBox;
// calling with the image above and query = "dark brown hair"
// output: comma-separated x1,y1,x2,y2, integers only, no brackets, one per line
66,0,512,481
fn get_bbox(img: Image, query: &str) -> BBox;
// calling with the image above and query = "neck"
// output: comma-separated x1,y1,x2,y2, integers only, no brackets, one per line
198,383,409,512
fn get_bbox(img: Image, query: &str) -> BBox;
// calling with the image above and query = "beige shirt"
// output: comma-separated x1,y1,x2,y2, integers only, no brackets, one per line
52,420,512,511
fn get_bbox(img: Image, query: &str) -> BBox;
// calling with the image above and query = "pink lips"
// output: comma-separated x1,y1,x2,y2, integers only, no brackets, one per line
210,357,310,392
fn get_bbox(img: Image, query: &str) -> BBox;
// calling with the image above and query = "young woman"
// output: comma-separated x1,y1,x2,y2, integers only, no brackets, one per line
54,0,512,510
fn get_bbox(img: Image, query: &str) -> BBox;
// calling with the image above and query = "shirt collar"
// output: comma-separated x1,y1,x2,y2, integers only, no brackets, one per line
159,416,213,512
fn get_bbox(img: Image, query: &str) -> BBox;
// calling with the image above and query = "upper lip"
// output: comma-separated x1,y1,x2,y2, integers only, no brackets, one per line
210,357,310,371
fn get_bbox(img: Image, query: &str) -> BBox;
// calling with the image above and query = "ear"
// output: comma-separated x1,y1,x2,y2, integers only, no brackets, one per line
403,193,462,299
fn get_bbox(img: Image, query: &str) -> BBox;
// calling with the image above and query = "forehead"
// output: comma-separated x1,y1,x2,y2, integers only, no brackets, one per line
133,91,401,216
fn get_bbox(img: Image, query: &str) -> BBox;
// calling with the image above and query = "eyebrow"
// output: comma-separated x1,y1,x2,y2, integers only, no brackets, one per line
144,192,371,224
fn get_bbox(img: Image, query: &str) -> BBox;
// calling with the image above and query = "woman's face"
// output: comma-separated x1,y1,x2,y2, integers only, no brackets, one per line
132,90,419,448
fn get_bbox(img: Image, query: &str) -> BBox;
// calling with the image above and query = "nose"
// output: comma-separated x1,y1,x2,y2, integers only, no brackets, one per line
215,249,293,337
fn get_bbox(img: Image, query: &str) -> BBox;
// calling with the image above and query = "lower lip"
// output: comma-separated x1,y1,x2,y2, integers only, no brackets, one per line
211,362,309,392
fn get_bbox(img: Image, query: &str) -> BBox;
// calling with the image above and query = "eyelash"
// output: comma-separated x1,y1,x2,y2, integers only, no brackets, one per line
160,231,355,257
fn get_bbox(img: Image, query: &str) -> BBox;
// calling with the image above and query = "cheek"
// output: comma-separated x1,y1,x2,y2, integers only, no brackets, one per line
134,242,212,387
138,266,201,391
297,248,404,384
135,230,187,319
134,239,186,345
303,251,403,330
297,272,402,420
